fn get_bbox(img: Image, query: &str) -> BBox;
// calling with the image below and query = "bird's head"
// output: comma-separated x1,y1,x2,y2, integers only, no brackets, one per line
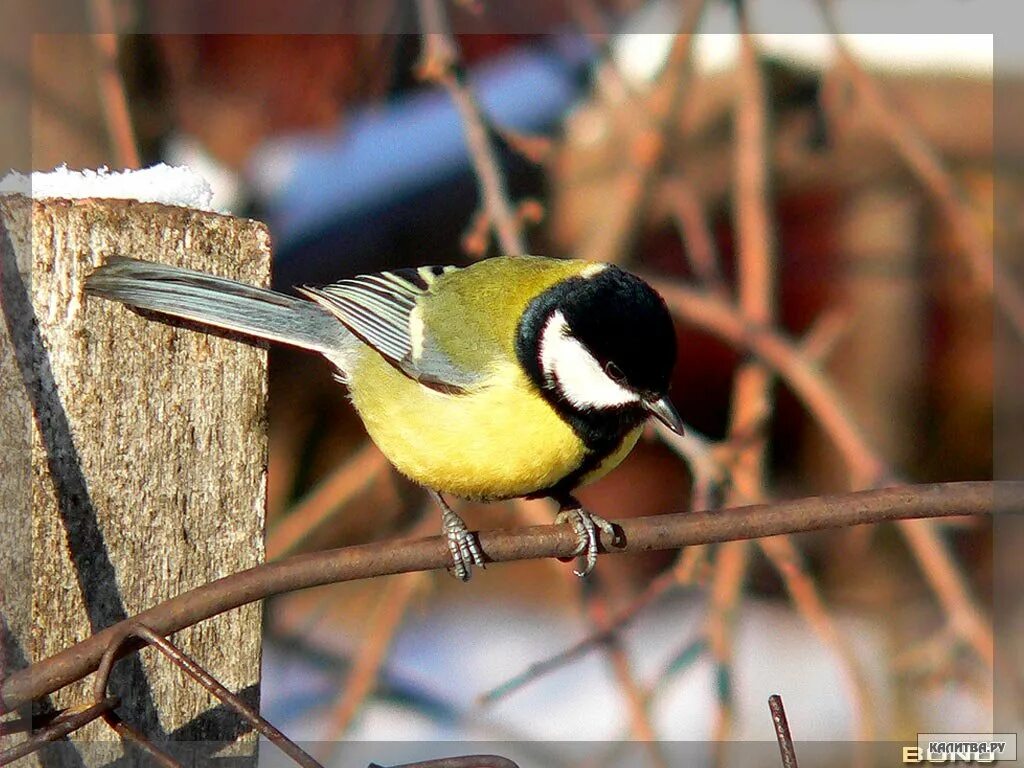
517,263,683,438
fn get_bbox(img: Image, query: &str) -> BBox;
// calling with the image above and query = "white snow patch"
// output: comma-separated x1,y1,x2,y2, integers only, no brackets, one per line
0,164,218,212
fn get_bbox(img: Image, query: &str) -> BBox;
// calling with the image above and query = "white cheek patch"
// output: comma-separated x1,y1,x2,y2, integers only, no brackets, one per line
539,311,640,409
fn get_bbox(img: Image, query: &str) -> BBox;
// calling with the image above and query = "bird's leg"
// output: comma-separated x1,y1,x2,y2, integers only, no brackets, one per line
552,495,619,577
429,490,485,581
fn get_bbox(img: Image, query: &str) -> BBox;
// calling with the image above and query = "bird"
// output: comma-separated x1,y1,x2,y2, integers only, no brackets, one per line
85,254,684,580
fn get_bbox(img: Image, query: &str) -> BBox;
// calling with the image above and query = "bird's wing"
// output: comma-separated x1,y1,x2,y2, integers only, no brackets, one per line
298,265,483,392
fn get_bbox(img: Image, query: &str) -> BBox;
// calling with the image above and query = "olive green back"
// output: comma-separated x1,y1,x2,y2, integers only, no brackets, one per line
421,255,592,372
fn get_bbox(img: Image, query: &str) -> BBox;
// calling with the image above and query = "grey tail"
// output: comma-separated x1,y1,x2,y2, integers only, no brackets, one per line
85,257,350,358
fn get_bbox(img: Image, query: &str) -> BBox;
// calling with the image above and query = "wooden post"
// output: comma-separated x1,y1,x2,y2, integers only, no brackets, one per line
0,196,268,764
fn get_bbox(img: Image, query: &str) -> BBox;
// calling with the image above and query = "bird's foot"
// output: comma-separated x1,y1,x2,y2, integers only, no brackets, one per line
554,501,618,577
431,491,485,581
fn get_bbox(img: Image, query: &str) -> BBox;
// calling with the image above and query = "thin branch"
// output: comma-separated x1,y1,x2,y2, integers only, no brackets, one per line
1,482,1011,713
799,307,854,363
483,418,753,709
567,0,639,108
662,422,875,750
897,519,994,668
759,535,875,749
101,711,182,768
648,635,708,699
586,573,668,768
733,20,776,327
415,0,525,256
478,540,703,706
510,499,665,762
707,18,777,755
267,442,389,559
660,176,727,295
706,541,747,758
651,278,890,487
818,1,1024,342
320,569,427,751
579,0,707,265
88,0,140,169
655,278,997,681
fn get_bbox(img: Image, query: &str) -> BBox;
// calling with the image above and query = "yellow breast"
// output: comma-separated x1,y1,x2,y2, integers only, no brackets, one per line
347,348,591,501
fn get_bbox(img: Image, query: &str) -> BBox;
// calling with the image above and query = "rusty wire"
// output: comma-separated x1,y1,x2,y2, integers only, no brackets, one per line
101,709,183,768
368,757,520,768
2,481,1014,715
91,622,323,768
768,694,799,768
0,697,119,766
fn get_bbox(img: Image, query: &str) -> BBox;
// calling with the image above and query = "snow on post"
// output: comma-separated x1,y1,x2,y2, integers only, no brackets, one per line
0,167,266,763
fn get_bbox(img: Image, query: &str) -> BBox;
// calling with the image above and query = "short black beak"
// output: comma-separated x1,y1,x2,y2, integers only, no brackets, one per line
645,396,685,435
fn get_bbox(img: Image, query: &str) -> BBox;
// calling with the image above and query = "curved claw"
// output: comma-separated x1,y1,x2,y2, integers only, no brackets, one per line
433,492,485,581
554,507,618,577
446,523,484,581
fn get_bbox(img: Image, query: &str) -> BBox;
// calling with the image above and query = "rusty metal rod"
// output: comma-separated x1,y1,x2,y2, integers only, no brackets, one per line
769,694,799,768
2,481,1016,712
368,757,520,768
92,623,323,768
0,697,119,766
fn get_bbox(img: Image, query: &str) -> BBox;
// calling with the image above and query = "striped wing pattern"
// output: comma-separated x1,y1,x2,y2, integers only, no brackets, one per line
299,266,474,390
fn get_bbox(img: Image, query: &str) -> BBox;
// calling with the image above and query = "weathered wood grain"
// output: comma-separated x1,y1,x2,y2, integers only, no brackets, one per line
0,196,268,764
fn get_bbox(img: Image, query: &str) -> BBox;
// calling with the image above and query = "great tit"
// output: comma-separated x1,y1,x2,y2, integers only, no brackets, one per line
85,255,684,579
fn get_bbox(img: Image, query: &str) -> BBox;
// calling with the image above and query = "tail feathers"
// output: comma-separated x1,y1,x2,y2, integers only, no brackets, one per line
85,257,350,358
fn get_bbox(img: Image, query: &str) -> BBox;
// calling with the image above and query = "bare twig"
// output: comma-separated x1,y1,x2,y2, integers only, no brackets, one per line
478,540,705,706
88,0,140,168
0,697,119,766
482,424,729,708
897,519,994,668
579,0,707,265
818,0,1024,342
415,0,525,256
651,279,890,487
510,501,665,763
655,279,996,682
733,20,776,329
586,573,668,768
707,18,777,755
320,569,427,750
267,442,389,558
706,540,748,753
649,635,708,699
759,535,875,748
768,694,799,768
100,711,183,768
660,176,727,294
662,421,875,749
892,627,960,676
1,482,1013,713
799,307,854,364
92,622,323,768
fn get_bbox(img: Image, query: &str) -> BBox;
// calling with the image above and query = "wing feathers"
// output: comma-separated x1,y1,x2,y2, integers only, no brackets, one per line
299,266,479,391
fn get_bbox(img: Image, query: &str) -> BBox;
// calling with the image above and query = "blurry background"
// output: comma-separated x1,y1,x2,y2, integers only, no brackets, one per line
7,0,1021,764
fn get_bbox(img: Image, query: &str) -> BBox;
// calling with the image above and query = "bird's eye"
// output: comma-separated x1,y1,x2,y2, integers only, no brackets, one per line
604,361,625,382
